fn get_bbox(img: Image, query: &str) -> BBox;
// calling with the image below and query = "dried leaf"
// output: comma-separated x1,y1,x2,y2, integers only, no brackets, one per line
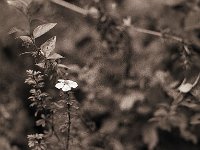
33,23,57,39
40,36,56,57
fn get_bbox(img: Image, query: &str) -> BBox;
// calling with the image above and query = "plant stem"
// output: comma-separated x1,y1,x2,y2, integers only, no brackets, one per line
50,0,88,15
66,103,71,150
130,26,184,43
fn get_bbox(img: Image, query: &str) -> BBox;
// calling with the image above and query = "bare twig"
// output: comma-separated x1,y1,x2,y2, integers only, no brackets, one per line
66,103,71,150
50,0,88,15
130,26,184,43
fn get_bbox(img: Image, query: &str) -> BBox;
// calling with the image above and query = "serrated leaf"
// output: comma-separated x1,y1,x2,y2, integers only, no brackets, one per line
7,0,32,14
47,53,64,60
178,83,193,93
19,36,33,44
40,36,56,57
33,23,57,39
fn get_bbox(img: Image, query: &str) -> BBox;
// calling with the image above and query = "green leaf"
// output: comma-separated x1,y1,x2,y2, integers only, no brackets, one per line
7,0,32,15
40,36,56,57
33,23,57,39
47,53,64,60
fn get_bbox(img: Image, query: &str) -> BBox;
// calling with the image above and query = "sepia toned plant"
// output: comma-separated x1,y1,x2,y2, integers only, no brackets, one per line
3,0,200,150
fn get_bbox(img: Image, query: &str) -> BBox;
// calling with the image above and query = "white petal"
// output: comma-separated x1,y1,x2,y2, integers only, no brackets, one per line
58,79,65,83
55,82,64,89
66,80,78,88
62,84,71,91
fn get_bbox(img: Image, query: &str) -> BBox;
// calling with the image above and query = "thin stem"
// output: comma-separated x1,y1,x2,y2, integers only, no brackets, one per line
130,26,184,43
19,52,32,56
50,0,88,15
66,103,71,150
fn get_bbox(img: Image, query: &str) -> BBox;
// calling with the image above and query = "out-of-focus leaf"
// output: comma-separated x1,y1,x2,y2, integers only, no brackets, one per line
36,62,45,68
40,36,56,57
142,124,158,150
180,128,197,144
67,64,81,72
9,27,24,34
190,114,200,125
180,99,200,111
154,108,168,117
191,84,200,99
178,83,193,93
100,119,118,134
33,23,57,39
7,0,32,14
119,91,144,111
0,106,11,119
57,64,68,69
47,53,64,60
36,119,46,127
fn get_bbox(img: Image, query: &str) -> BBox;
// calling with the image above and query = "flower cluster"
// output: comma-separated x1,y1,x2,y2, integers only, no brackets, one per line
28,134,47,150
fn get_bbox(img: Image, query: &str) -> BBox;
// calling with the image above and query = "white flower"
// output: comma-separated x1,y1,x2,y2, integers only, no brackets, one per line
55,79,78,92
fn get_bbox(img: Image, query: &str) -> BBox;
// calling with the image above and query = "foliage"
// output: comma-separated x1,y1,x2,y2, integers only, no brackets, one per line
2,0,200,150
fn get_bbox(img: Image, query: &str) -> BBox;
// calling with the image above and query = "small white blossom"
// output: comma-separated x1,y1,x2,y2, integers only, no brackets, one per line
55,79,78,92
